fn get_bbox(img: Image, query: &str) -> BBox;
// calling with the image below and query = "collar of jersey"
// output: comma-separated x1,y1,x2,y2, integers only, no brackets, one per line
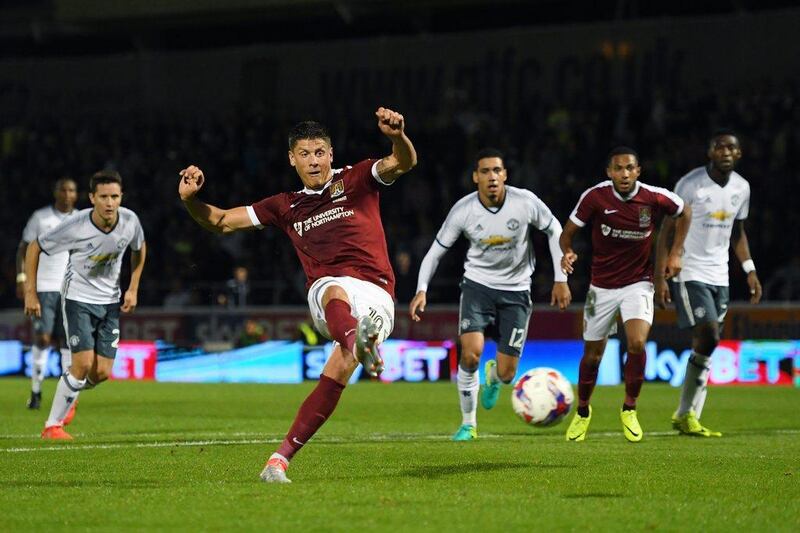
298,168,343,195
611,181,640,202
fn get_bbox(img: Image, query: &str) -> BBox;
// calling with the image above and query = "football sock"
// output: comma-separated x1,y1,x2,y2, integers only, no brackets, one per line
45,372,85,427
577,405,590,418
678,352,711,416
457,365,479,426
324,299,358,355
693,384,708,418
577,356,600,407
60,348,72,372
276,375,345,461
30,346,47,394
622,403,636,411
623,351,646,406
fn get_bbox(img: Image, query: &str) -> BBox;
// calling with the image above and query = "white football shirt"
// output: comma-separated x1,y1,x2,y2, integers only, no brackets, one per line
21,206,77,292
38,207,145,304
674,166,750,286
432,186,561,291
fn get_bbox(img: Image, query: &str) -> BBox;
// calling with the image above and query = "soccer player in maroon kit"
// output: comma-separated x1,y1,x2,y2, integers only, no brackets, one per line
559,146,691,442
178,107,417,482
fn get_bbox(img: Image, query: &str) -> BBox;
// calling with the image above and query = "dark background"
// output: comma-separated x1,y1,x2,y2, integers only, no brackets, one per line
1,0,798,308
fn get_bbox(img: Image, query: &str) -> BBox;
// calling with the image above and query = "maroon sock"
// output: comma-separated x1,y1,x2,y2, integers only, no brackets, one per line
324,299,357,354
578,356,600,407
276,375,345,461
624,351,646,406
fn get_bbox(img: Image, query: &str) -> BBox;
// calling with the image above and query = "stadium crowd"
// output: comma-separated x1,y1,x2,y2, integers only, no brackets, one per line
2,80,798,307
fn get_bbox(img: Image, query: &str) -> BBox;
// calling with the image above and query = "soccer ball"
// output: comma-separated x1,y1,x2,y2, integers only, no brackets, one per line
511,368,574,427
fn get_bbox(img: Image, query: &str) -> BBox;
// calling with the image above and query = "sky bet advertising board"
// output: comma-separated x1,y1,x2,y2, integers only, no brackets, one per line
0,339,796,386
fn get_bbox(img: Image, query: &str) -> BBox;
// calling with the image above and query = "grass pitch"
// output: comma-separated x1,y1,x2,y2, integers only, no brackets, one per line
1,378,798,531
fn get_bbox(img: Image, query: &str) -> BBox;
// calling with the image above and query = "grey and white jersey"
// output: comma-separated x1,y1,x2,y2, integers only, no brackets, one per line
21,206,77,292
38,207,145,304
422,186,565,292
674,167,750,286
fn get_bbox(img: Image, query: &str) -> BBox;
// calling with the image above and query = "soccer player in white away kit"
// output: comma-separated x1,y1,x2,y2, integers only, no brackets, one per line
410,148,571,441
560,146,691,442
655,129,762,437
24,171,146,440
16,178,78,410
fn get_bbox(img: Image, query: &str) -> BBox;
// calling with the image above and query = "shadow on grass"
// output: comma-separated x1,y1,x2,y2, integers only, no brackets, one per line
402,461,569,479
561,493,624,499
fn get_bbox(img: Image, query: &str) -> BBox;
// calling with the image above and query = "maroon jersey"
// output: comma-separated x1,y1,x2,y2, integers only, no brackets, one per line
249,159,396,297
569,181,684,289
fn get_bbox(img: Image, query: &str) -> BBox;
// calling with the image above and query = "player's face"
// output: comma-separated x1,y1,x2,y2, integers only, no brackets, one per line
289,139,333,191
708,135,741,173
54,180,77,210
473,157,507,205
89,183,123,223
606,154,641,195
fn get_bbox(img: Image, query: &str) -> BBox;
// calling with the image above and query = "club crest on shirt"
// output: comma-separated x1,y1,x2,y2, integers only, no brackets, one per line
638,207,651,228
330,179,345,198
293,221,304,236
506,219,520,231
730,194,740,206
601,224,611,236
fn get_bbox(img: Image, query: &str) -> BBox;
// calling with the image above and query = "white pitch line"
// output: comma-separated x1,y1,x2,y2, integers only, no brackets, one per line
1,428,798,453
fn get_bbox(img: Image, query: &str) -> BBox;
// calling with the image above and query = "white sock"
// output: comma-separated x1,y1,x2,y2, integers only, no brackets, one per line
457,366,479,427
678,353,711,416
45,372,85,427
30,346,47,394
693,385,709,419
60,348,72,372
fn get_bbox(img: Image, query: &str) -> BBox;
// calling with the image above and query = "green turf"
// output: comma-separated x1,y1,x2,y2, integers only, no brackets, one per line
1,378,798,531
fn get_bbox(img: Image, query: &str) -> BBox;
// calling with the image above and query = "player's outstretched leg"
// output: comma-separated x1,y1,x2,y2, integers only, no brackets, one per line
355,315,383,377
42,371,85,440
568,347,601,442
261,375,346,483
480,360,500,410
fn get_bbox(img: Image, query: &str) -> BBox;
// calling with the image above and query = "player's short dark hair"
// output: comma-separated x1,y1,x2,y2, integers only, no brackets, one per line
89,170,123,193
606,146,639,167
710,128,739,144
288,121,331,150
54,177,76,191
474,148,505,169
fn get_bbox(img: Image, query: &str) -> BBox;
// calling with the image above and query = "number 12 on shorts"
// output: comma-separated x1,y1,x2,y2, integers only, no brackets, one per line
509,328,525,350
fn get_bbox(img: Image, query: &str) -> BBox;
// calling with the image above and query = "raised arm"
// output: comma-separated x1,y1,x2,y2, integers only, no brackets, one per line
23,240,42,317
178,165,255,234
374,107,417,184
732,220,761,304
122,242,147,313
559,219,581,275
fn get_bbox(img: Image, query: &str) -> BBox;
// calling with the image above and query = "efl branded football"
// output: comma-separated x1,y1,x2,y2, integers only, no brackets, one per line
511,368,573,427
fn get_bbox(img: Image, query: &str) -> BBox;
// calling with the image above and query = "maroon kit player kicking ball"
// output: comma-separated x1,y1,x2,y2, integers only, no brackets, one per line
178,107,417,482
559,146,691,442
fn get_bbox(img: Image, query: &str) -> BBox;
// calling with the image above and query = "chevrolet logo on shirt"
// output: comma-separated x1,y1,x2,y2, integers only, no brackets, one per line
707,210,733,221
480,235,512,246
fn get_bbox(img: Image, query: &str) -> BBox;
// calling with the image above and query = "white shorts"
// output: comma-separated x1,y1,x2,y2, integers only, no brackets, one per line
307,276,395,345
582,281,654,341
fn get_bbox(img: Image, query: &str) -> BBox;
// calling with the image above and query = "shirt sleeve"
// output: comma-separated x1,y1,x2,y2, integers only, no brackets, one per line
673,176,693,203
434,201,466,248
528,192,555,232
569,188,595,227
736,181,750,220
131,215,145,251
655,187,684,217
38,216,80,255
249,194,283,229
21,213,38,243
